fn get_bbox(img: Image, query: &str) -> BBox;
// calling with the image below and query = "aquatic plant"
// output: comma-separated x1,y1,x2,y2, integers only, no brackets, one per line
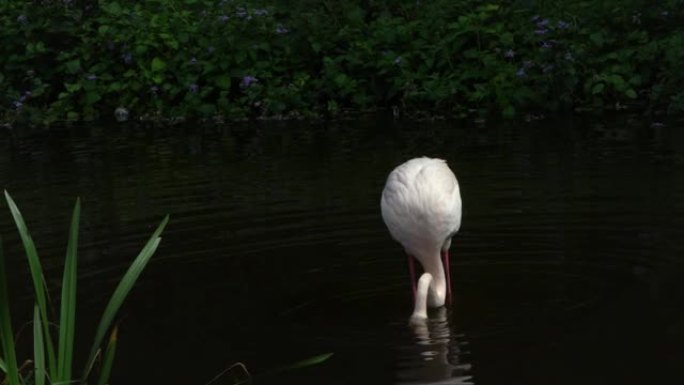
1,0,683,124
0,191,169,385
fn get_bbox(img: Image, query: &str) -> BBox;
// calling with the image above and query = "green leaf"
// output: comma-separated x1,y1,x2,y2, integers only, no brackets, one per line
151,57,167,72
482,4,500,11
57,199,80,382
67,111,79,120
0,356,7,373
65,82,82,93
65,59,81,74
334,73,348,87
4,191,57,378
589,33,604,46
592,83,605,94
216,75,231,90
0,236,20,385
105,2,122,15
607,74,626,91
108,82,123,92
85,92,101,105
34,305,46,385
83,215,170,381
96,327,118,385
625,89,637,99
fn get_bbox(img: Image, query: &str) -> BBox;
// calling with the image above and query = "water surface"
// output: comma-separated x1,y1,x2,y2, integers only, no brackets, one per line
2,117,684,384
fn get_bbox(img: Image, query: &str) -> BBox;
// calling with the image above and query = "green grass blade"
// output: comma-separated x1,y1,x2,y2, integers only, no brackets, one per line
57,198,80,382
96,326,118,385
0,356,7,373
0,236,21,385
33,305,46,385
279,353,334,371
83,215,169,380
4,191,57,378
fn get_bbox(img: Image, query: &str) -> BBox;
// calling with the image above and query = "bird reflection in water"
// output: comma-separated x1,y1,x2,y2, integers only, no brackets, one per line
396,307,473,385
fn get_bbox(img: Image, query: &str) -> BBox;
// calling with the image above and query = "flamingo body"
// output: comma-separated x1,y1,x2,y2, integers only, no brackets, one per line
381,157,462,320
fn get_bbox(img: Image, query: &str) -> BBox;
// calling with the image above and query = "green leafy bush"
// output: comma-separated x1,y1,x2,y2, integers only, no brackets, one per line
1,0,683,124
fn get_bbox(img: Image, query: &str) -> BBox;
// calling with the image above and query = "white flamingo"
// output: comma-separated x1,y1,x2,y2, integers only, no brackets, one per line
381,157,462,322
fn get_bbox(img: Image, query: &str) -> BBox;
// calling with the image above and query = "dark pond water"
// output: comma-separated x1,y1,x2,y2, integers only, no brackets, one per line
2,116,684,385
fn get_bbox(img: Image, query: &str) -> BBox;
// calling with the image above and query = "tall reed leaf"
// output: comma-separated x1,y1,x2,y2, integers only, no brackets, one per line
96,326,118,385
0,236,20,385
33,305,46,385
0,357,7,373
57,198,80,382
4,190,57,378
83,215,169,380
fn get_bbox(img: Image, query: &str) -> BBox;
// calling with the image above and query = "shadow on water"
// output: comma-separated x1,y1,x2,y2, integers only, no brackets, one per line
2,116,684,384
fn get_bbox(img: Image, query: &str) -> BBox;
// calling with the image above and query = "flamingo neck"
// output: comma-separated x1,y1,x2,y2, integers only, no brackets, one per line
410,273,433,322
410,254,448,322
421,254,447,308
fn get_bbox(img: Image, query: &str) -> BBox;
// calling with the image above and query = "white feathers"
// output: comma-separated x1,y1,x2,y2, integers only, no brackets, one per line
381,157,463,316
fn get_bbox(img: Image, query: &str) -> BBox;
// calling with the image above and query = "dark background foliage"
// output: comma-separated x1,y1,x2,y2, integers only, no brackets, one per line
1,0,683,124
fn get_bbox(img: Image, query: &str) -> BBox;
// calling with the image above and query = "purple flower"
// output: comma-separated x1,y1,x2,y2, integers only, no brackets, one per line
149,85,159,94
540,40,553,49
17,14,27,24
218,14,230,22
275,24,289,34
253,9,268,16
504,49,515,59
516,68,526,78
24,90,32,97
86,74,97,81
394,56,402,65
557,20,570,30
13,101,23,109
536,18,550,27
189,57,198,65
235,7,247,18
535,28,548,35
188,83,199,93
122,52,133,64
241,75,258,88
